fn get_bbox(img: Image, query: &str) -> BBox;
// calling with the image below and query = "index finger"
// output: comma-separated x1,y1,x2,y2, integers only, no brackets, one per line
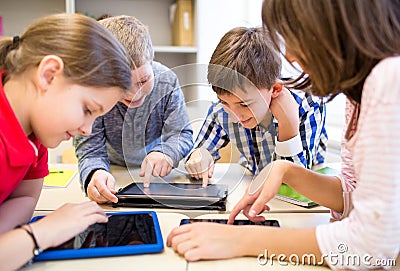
142,161,153,188
227,194,256,224
201,169,209,187
166,224,191,246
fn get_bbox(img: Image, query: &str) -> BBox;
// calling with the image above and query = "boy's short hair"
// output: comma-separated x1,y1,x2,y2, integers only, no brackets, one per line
208,27,282,95
98,15,154,69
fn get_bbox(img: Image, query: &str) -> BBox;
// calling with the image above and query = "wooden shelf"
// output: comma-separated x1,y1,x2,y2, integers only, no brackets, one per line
153,46,197,53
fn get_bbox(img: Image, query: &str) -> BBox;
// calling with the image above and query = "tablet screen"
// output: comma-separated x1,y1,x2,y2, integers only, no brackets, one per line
31,211,164,261
48,213,157,251
117,183,225,198
180,218,280,227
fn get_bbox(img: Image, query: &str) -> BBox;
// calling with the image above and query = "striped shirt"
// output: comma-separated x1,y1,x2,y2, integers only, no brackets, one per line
194,90,327,173
316,57,400,269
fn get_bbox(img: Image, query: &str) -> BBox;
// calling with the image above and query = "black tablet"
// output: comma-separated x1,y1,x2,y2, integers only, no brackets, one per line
180,218,280,227
114,183,228,210
30,211,164,261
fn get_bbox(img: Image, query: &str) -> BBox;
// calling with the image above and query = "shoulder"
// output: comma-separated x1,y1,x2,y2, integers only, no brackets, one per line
372,56,400,73
363,56,400,106
288,88,325,114
367,57,400,86
205,102,232,127
208,101,226,115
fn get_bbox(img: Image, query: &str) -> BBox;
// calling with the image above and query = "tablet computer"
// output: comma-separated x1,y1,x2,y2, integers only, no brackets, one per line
30,211,164,261
180,218,280,227
113,183,228,211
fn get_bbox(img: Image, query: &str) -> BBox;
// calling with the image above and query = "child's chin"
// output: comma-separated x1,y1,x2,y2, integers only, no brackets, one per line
124,97,144,108
46,140,62,149
241,120,256,129
126,102,142,108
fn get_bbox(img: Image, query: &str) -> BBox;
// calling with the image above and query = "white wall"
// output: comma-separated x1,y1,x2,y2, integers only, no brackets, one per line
195,0,264,101
0,0,66,36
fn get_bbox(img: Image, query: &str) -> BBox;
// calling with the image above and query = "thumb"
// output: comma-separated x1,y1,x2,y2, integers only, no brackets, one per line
106,177,116,194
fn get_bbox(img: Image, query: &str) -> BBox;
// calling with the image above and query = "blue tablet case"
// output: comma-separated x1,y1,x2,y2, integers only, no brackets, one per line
30,211,164,261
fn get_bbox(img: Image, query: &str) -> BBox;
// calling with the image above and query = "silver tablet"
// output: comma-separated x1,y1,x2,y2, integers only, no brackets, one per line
114,183,228,210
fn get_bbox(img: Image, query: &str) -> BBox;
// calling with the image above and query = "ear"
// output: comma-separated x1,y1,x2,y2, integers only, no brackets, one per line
36,55,64,91
270,81,283,98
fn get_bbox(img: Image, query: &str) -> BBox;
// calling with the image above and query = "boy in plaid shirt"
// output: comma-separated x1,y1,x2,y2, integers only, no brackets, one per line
186,27,327,186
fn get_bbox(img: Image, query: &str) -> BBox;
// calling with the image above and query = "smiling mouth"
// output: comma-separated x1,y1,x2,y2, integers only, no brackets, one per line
127,96,145,106
66,132,74,140
240,118,252,124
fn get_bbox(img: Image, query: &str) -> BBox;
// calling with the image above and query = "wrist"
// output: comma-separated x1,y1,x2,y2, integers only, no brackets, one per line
283,162,304,188
16,223,45,256
85,168,105,193
185,148,198,162
234,226,251,257
277,122,299,141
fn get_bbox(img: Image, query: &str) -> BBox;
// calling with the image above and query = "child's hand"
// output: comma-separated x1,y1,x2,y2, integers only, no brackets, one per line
167,222,245,261
228,160,292,223
87,170,117,203
140,152,173,187
269,87,300,142
32,202,108,249
185,148,214,187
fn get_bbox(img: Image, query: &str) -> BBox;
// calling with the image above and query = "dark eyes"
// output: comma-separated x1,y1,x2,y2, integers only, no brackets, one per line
84,107,92,115
137,79,148,87
220,101,249,108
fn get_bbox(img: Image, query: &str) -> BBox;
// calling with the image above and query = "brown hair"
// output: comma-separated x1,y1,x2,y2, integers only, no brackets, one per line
208,26,281,95
262,0,400,103
98,15,154,69
0,13,132,91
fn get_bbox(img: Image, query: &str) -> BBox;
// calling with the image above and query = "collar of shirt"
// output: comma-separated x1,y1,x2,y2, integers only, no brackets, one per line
0,70,37,167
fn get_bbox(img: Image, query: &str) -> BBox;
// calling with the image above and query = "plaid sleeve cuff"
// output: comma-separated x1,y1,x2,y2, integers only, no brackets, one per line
275,133,303,157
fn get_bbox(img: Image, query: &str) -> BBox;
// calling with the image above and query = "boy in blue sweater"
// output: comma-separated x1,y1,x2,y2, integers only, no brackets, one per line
74,16,193,203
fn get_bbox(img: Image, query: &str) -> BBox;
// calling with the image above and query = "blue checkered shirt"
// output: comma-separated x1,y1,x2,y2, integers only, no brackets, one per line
194,90,328,174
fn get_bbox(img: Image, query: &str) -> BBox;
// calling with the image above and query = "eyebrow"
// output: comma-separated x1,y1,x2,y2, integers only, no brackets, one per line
219,97,254,104
138,74,150,82
92,100,104,114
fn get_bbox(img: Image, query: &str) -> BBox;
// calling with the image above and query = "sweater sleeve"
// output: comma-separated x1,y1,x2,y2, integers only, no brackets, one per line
149,76,194,167
316,57,400,270
73,116,110,190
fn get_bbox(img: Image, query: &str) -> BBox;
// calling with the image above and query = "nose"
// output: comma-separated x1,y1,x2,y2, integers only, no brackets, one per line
228,105,244,122
124,86,141,100
79,122,93,136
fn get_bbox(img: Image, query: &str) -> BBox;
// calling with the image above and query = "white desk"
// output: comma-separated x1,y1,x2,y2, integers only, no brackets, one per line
36,163,329,215
21,212,188,271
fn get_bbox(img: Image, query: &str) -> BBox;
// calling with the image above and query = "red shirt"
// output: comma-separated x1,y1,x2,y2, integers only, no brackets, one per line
0,71,49,204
